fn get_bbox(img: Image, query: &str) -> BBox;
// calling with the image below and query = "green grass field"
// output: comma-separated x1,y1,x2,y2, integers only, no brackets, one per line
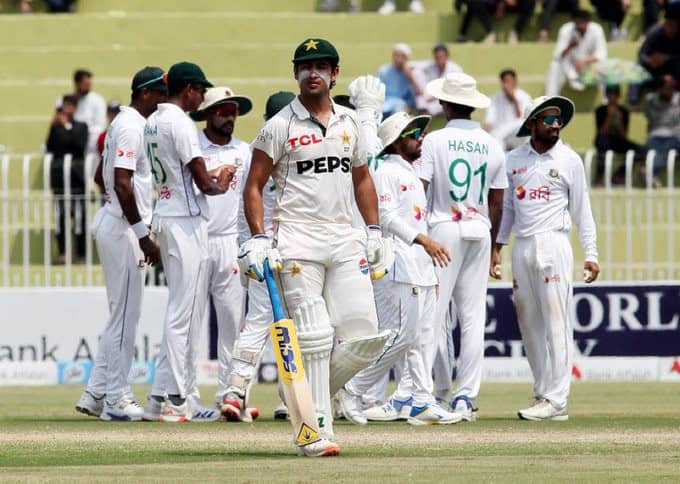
1,383,679,482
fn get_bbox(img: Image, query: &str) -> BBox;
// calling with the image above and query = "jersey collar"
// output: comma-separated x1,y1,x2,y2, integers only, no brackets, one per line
119,105,145,123
445,119,480,130
198,129,240,150
526,138,563,160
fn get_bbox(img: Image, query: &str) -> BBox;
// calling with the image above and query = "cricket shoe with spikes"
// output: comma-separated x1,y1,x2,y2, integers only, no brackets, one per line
407,403,462,426
364,397,412,421
336,388,367,425
298,439,340,457
220,391,260,423
518,399,568,421
100,398,144,421
160,401,191,422
450,395,478,421
142,396,164,421
75,391,104,417
187,397,220,422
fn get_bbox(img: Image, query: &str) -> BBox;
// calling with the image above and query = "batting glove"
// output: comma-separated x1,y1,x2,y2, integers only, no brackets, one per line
237,235,282,282
349,75,385,125
366,225,394,280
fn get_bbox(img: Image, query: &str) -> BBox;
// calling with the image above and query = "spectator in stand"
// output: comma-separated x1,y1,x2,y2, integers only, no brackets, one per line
643,75,680,175
96,101,121,157
72,69,107,156
319,0,360,12
378,43,421,117
545,9,607,96
500,0,539,44
378,0,425,14
414,44,463,116
593,85,642,182
537,0,579,42
643,0,667,33
46,95,89,264
484,69,532,150
590,0,632,41
46,0,74,12
455,0,497,43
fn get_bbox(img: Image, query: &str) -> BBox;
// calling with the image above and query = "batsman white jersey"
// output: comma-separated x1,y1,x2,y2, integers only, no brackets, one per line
185,131,251,404
85,105,150,405
347,154,437,407
417,119,506,405
145,102,209,399
497,139,597,409
251,97,383,437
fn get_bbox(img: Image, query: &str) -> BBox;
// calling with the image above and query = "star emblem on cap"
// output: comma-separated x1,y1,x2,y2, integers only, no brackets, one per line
304,39,319,51
340,131,351,144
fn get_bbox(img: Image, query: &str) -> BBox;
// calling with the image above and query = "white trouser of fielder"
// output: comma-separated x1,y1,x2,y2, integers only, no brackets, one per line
432,221,490,402
277,222,380,437
228,278,272,380
512,231,574,410
432,304,455,400
151,216,209,399
372,283,435,406
85,209,145,403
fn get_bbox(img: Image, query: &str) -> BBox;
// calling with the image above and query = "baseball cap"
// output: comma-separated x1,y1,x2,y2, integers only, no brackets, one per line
264,91,295,120
167,61,213,88
292,38,339,64
131,66,167,92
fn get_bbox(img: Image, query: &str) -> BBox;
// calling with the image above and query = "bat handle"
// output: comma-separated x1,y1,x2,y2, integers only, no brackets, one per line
263,258,286,322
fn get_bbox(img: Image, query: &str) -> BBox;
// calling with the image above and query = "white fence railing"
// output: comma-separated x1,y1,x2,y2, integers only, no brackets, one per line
0,150,678,286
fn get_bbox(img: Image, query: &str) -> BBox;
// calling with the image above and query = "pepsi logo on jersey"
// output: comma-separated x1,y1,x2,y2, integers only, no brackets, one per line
296,156,351,174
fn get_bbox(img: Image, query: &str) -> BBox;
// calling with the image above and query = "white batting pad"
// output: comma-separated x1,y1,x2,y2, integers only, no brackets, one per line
329,330,391,397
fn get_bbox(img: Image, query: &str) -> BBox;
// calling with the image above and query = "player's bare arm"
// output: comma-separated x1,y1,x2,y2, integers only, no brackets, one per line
352,165,380,226
243,148,274,236
189,156,232,195
94,159,105,193
114,166,160,266
488,188,504,278
414,233,451,267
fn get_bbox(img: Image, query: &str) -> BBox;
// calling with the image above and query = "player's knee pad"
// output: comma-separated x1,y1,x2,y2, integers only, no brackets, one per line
329,330,390,397
225,373,253,405
292,297,334,357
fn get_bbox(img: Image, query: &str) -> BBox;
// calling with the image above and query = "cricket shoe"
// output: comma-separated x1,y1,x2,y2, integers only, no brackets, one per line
450,395,478,421
336,388,367,425
188,397,220,422
142,396,164,422
364,397,412,421
297,439,340,457
273,401,289,420
160,401,191,422
75,391,104,417
518,399,568,421
407,403,462,426
100,399,144,421
220,392,260,423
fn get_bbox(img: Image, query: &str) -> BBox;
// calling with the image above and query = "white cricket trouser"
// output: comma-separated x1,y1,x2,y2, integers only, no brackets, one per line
151,216,209,399
432,304,455,400
85,209,145,403
277,222,379,436
432,221,490,402
512,231,574,410
229,278,273,381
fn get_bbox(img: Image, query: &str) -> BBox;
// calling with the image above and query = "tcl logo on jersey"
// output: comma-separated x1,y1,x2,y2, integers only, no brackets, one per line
517,185,551,201
288,133,323,149
296,156,351,174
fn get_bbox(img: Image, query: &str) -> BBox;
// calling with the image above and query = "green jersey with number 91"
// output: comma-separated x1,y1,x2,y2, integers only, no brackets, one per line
416,119,507,228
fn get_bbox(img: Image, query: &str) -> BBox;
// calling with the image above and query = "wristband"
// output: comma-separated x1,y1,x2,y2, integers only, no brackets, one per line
253,233,268,239
367,224,381,231
131,221,150,239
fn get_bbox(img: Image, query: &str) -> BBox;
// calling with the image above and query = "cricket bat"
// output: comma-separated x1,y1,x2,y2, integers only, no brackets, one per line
263,259,321,447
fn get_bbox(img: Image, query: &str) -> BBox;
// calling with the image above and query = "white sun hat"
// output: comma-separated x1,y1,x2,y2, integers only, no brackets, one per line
425,72,490,109
377,111,431,158
516,95,575,137
190,86,253,121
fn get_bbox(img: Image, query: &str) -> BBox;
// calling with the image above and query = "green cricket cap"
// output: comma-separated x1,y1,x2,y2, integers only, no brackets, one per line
264,91,296,120
131,66,167,92
292,38,339,64
167,61,213,88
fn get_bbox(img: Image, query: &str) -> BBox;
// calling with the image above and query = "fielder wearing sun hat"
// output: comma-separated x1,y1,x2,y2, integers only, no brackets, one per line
426,72,490,109
516,95,574,137
190,86,253,121
377,111,431,158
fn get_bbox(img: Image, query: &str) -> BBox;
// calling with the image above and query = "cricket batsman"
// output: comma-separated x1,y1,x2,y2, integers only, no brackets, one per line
240,38,390,452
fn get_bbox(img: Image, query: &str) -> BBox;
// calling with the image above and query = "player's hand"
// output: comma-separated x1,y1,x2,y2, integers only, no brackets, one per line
214,165,236,191
139,236,161,266
366,226,393,280
416,234,451,268
238,235,281,281
349,75,385,118
489,248,502,279
583,260,599,283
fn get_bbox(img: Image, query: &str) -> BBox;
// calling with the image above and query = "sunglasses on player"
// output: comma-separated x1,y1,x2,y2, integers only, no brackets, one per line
400,127,422,140
537,114,564,127
214,103,239,118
